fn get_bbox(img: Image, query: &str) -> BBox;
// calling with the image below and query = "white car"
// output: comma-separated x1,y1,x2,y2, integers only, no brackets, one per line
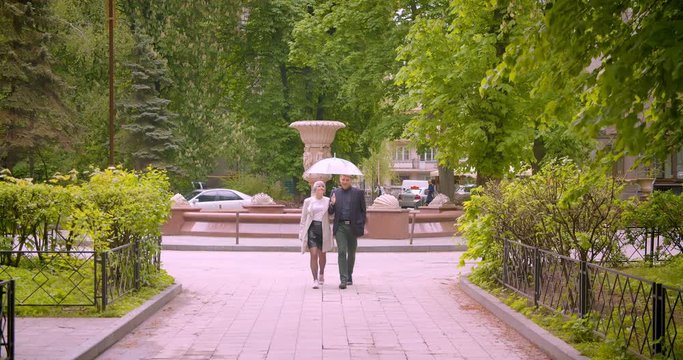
398,187,428,209
184,188,252,210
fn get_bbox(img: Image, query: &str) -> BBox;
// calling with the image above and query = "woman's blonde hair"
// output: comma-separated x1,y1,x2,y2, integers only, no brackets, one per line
312,180,326,192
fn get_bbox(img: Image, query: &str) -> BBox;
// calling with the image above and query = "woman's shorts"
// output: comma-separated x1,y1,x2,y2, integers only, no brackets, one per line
307,221,323,249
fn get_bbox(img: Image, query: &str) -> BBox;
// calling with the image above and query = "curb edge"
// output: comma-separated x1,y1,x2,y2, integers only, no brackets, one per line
73,283,183,360
459,276,588,360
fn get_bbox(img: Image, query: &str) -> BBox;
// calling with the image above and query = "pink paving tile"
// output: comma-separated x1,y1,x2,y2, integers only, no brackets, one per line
96,252,548,360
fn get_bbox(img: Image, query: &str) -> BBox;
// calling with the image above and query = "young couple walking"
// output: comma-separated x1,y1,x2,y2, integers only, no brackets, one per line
299,175,367,289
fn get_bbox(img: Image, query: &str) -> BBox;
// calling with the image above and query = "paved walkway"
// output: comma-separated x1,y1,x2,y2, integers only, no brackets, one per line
98,251,547,359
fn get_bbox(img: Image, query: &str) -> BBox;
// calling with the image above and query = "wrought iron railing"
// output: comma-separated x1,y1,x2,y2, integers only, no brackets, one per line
0,235,161,310
615,227,680,263
0,280,14,360
100,235,162,308
501,238,683,359
0,250,97,307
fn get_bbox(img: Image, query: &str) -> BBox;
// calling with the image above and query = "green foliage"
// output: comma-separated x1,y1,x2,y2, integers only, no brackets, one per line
0,0,74,172
120,30,179,172
69,167,171,250
623,191,683,253
222,173,293,202
360,140,397,194
10,268,174,317
290,1,440,164
49,0,135,174
509,0,683,163
461,160,626,271
621,255,683,289
0,167,171,252
395,0,540,181
0,176,75,257
491,285,635,359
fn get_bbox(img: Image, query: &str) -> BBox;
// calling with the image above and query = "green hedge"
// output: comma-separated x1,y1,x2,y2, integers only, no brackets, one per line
0,167,171,254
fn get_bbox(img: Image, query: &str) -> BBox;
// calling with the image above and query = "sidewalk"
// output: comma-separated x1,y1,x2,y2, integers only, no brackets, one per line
99,251,548,359
13,235,465,360
161,235,467,252
15,284,181,360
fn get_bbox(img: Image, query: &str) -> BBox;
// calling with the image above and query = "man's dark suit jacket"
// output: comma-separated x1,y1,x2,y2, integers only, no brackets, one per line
328,187,367,237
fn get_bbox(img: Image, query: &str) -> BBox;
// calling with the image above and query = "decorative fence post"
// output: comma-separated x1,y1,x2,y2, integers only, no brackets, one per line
156,235,162,270
4,280,15,360
652,282,665,355
578,261,590,318
534,247,541,307
502,238,509,285
235,212,240,245
134,238,141,290
101,251,108,311
649,228,657,265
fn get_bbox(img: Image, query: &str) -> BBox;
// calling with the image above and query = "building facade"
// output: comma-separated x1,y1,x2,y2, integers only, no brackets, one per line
391,139,438,182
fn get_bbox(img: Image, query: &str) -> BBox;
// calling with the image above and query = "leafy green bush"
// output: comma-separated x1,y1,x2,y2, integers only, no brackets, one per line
622,190,683,254
67,167,171,250
0,167,172,253
222,173,293,201
460,160,627,279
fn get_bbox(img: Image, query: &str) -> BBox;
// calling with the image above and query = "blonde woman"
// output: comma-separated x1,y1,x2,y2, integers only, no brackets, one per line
299,180,334,289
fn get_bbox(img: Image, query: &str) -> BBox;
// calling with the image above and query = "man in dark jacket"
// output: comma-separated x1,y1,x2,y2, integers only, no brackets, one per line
329,174,367,289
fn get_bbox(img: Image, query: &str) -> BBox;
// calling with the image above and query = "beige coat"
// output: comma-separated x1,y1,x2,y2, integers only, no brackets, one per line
299,196,334,253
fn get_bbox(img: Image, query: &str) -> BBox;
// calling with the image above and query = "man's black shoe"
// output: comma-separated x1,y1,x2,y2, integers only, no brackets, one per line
339,282,347,289
347,277,353,285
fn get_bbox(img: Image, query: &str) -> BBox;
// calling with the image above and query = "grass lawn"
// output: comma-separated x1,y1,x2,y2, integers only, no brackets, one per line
468,256,683,360
618,256,683,288
0,259,175,317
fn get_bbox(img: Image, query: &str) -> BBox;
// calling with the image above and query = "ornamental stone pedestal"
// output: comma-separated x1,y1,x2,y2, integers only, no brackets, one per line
366,195,410,239
289,120,346,186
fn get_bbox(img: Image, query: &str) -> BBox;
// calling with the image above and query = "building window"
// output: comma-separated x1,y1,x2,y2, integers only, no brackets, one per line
394,146,409,161
420,148,437,162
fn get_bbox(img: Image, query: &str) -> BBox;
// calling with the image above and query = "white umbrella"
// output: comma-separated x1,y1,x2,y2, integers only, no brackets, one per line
304,157,363,176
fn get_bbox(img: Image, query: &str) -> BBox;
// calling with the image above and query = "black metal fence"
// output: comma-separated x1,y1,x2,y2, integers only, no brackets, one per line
502,238,683,359
0,280,14,360
0,236,161,310
100,236,162,308
615,227,680,263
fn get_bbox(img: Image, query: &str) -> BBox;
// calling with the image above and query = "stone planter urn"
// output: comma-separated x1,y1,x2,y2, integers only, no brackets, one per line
635,178,654,194
289,120,346,185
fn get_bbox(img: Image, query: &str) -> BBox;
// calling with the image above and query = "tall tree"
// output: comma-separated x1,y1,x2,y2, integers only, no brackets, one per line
512,0,683,162
49,0,135,173
0,0,73,174
120,30,178,171
396,0,537,183
289,0,447,164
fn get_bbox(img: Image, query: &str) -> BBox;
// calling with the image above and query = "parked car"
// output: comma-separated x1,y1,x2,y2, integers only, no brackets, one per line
184,188,252,210
398,187,428,209
453,184,477,204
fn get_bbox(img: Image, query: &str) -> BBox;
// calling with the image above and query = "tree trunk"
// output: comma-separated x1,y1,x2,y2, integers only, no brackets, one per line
532,136,546,174
279,63,290,121
316,94,325,120
438,165,455,200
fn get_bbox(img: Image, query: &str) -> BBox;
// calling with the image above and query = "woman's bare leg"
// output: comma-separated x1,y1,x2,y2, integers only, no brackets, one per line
319,252,327,278
309,247,319,280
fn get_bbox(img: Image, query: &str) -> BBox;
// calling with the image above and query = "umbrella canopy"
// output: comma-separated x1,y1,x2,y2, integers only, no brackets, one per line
304,157,363,176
